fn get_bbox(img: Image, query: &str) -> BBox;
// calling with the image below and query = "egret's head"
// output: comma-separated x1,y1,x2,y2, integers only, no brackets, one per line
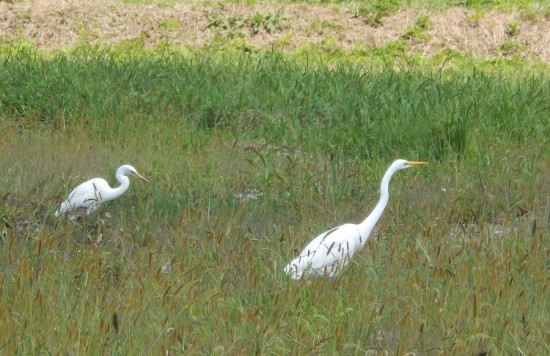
119,165,150,183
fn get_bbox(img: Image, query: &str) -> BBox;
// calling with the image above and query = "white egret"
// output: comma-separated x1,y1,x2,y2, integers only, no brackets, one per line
54,164,149,217
283,159,427,280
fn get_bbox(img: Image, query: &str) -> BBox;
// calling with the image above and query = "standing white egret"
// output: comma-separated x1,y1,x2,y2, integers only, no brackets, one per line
283,159,427,280
54,164,149,217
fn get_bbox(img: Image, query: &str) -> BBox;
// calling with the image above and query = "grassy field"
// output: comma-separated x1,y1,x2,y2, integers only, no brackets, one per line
1,5,550,354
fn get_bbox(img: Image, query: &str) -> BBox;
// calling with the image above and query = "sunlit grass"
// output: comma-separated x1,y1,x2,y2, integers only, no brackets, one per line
114,0,550,14
0,47,549,353
1,47,548,161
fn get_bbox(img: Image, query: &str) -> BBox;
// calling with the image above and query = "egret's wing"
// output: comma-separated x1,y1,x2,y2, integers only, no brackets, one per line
306,224,362,277
68,180,102,205
58,178,107,215
285,224,362,279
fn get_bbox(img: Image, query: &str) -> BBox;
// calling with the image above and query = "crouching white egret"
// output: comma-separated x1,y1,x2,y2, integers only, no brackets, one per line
54,164,149,217
283,159,427,280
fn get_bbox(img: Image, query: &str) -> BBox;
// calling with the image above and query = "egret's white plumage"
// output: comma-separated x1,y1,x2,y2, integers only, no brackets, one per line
283,159,427,280
55,164,149,217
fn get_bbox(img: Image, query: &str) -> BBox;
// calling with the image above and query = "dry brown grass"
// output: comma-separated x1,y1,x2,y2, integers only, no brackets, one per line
1,0,549,62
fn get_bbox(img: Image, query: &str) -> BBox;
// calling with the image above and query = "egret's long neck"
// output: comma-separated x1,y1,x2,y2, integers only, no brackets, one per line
103,173,130,202
357,167,396,245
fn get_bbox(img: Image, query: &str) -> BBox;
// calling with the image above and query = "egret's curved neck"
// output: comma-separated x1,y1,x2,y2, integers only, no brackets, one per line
103,172,130,202
357,166,398,245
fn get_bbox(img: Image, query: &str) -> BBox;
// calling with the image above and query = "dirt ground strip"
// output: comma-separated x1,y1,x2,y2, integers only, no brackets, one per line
1,0,549,62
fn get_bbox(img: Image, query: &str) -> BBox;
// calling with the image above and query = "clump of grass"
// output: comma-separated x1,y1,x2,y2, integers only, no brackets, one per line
308,19,344,33
206,13,248,38
250,12,289,34
159,18,181,31
402,15,432,40
494,40,528,57
207,11,288,37
466,9,485,26
350,0,400,27
505,20,520,37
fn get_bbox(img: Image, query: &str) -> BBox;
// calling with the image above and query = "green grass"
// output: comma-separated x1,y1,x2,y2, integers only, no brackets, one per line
0,45,549,354
111,0,550,19
116,0,550,12
1,47,548,160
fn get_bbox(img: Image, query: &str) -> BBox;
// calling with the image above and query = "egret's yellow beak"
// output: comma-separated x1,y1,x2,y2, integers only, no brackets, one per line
407,161,428,167
136,172,150,183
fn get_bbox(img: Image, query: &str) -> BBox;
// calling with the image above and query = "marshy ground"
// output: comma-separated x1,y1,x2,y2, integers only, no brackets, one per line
1,1,549,354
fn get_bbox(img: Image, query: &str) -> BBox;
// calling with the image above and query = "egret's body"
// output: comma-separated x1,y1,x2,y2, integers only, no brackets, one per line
55,165,149,217
284,159,426,280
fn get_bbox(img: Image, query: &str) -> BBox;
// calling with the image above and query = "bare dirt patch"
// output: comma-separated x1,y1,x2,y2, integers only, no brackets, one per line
1,0,549,62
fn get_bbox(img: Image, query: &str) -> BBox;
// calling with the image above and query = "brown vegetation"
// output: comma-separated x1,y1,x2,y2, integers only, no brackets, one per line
1,0,549,62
